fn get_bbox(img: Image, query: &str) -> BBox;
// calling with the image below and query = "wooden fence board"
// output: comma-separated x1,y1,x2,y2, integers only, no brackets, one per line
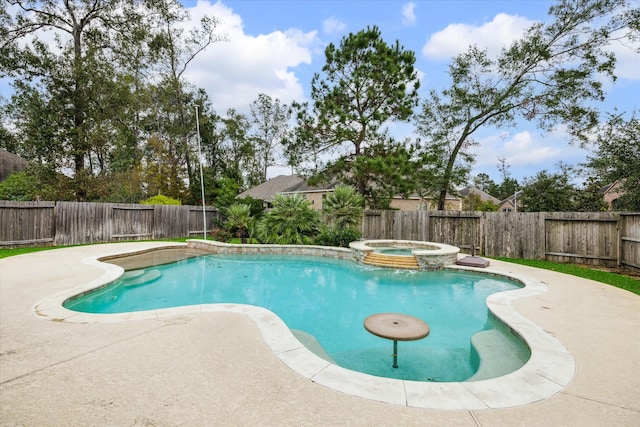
0,201,55,246
1,200,638,270
359,210,639,270
0,201,220,248
621,213,640,269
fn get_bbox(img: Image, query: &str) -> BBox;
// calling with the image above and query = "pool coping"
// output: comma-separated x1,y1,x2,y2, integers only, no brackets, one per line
31,241,575,410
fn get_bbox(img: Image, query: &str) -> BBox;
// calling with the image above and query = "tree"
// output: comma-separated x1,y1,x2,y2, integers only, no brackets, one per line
308,26,420,196
1,0,223,203
224,203,255,244
323,185,364,229
462,193,498,211
1,0,143,199
415,0,638,210
222,108,253,187
249,93,291,183
144,0,224,198
311,135,438,209
491,159,521,201
257,193,320,244
316,185,364,247
574,176,609,212
583,112,640,210
473,173,496,194
520,166,579,211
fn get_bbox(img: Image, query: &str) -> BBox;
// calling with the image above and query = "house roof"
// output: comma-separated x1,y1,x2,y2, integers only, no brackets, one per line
282,178,340,193
240,174,466,205
0,149,29,181
600,180,623,195
237,175,305,200
459,186,500,204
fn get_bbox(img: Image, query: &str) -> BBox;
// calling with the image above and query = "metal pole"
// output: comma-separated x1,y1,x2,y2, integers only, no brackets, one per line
195,105,207,240
392,340,398,368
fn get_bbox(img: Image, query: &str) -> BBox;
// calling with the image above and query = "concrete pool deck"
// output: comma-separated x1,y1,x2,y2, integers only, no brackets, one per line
1,242,639,426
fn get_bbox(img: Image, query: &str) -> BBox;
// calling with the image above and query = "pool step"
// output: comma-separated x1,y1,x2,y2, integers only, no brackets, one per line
363,252,419,270
466,329,530,381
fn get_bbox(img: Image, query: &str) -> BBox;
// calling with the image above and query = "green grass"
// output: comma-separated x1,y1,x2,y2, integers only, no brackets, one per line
493,257,640,296
0,246,61,259
0,237,191,260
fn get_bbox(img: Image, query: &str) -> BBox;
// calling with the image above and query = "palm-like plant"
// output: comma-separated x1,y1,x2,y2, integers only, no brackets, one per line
224,203,254,243
323,185,365,229
257,193,320,244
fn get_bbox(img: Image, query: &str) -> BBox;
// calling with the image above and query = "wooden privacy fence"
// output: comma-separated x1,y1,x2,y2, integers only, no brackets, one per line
1,201,638,270
0,201,220,248
361,210,640,270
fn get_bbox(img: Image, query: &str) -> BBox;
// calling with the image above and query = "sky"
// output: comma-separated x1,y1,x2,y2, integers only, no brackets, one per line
180,0,640,183
3,0,639,185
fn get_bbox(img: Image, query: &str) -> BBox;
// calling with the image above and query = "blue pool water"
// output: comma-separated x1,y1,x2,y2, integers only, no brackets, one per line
65,254,528,382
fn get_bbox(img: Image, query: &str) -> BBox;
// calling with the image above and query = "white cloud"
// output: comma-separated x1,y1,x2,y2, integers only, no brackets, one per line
182,1,319,115
471,128,589,181
402,2,417,27
322,16,347,35
422,13,535,60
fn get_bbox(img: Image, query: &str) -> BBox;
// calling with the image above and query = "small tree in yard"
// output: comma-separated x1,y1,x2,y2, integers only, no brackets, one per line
323,186,365,230
316,185,364,247
224,203,255,244
257,193,320,245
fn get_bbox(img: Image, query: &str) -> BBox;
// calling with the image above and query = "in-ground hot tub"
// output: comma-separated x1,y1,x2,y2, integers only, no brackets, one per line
350,239,460,270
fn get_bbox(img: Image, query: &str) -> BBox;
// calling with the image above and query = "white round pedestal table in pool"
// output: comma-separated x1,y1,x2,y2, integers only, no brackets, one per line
363,313,430,368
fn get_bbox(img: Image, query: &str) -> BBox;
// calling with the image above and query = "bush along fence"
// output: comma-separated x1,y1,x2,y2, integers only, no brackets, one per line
361,210,640,271
0,200,220,248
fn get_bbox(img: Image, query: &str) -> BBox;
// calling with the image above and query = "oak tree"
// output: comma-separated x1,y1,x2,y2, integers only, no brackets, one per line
416,0,639,210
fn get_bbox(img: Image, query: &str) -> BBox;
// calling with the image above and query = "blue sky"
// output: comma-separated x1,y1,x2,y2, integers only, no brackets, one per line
3,1,638,185
180,0,639,184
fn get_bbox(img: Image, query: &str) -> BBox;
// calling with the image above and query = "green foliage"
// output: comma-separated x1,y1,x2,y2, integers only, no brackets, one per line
307,25,420,196
0,166,74,201
257,193,320,244
574,176,609,212
224,203,255,244
415,0,635,209
323,185,364,229
209,228,232,243
462,193,498,212
583,112,640,211
234,196,265,218
140,195,182,205
315,226,362,248
494,258,639,296
249,94,291,183
520,167,579,212
210,176,242,209
472,169,521,202
0,171,43,201
1,0,224,202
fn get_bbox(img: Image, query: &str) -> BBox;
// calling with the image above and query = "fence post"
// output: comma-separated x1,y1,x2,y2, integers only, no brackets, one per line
617,214,623,267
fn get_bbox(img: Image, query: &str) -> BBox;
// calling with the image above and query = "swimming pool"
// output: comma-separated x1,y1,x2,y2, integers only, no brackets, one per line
64,253,530,382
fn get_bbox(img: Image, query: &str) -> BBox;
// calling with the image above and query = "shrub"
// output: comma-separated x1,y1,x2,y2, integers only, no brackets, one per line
257,193,320,244
323,185,364,229
209,228,232,242
224,203,255,244
315,226,362,248
140,194,182,205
